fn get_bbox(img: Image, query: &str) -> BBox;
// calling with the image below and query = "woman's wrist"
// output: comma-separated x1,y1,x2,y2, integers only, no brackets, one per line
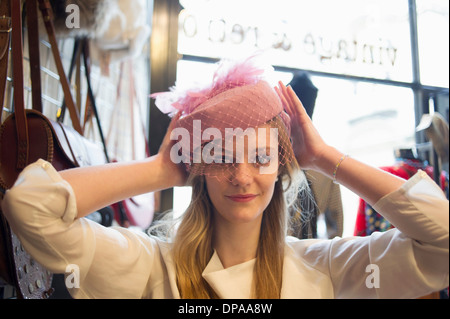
146,155,171,190
310,147,406,205
151,154,186,189
311,146,346,180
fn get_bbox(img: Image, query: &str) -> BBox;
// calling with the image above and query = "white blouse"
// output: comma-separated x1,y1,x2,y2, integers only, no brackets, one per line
2,160,449,299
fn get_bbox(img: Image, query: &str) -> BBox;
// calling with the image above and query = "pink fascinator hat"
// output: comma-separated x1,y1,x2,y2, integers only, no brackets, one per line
152,56,293,179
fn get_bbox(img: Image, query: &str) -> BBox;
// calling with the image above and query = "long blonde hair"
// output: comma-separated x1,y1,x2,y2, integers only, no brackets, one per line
153,116,306,299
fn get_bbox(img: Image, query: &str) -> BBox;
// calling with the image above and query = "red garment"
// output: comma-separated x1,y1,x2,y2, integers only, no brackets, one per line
354,160,434,237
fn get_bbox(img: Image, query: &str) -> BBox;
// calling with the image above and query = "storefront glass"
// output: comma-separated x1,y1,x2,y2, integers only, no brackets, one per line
416,0,449,88
179,0,412,82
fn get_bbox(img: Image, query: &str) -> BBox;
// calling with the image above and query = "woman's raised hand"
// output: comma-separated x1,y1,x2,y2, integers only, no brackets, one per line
276,82,406,204
157,112,188,187
275,82,330,172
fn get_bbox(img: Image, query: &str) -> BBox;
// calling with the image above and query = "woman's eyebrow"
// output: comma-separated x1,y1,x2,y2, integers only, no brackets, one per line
255,146,278,154
221,148,235,156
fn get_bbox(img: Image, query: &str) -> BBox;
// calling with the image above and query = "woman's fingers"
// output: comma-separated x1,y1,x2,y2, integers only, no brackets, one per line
276,82,295,119
168,112,182,133
274,86,286,108
278,82,302,118
158,112,188,186
286,85,309,120
275,84,289,111
160,112,182,151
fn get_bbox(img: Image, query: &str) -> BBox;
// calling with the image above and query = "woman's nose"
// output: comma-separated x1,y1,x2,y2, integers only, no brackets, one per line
230,163,254,186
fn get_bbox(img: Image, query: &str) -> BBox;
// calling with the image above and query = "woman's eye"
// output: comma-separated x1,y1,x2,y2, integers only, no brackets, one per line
256,155,272,166
212,154,233,164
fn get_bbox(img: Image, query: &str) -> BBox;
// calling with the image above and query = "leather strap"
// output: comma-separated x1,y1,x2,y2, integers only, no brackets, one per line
57,38,81,123
37,0,83,135
54,37,110,163
81,39,110,162
25,0,42,113
75,44,82,115
0,0,12,124
10,0,86,169
11,0,28,170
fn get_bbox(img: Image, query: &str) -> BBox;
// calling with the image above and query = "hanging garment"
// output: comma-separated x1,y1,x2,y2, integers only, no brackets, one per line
416,113,449,167
290,171,344,239
309,171,344,239
441,170,449,199
354,159,434,237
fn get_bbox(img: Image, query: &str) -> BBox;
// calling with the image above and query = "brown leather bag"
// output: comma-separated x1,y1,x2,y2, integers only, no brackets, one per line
0,0,107,299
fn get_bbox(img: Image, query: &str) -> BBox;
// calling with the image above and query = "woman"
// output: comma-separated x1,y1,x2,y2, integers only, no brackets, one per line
2,58,448,299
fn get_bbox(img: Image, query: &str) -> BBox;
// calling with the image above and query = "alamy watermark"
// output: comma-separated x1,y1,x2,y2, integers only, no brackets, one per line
365,264,380,289
170,120,279,175
65,264,80,289
65,4,81,29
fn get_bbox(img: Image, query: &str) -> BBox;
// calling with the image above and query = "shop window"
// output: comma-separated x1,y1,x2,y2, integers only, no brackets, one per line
416,0,449,88
179,0,412,82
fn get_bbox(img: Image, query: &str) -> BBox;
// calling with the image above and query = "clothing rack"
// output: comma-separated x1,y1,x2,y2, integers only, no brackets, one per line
408,142,442,185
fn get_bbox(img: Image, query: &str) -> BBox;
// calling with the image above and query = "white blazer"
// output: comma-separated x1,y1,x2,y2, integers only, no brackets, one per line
2,160,449,299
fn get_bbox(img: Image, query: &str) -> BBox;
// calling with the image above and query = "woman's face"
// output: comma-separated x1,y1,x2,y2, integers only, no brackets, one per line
204,125,279,225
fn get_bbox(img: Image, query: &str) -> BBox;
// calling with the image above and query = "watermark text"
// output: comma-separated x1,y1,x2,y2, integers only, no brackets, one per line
65,4,80,29
170,120,279,175
65,264,80,289
365,264,380,289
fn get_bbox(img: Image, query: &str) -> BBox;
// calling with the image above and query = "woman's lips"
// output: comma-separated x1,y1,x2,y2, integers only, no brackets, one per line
226,194,258,203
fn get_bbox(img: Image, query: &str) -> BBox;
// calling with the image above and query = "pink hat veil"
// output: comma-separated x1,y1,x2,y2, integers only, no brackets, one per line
152,56,293,180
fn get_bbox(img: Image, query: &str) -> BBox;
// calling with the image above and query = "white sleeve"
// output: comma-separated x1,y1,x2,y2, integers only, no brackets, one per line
328,170,449,299
1,160,159,299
